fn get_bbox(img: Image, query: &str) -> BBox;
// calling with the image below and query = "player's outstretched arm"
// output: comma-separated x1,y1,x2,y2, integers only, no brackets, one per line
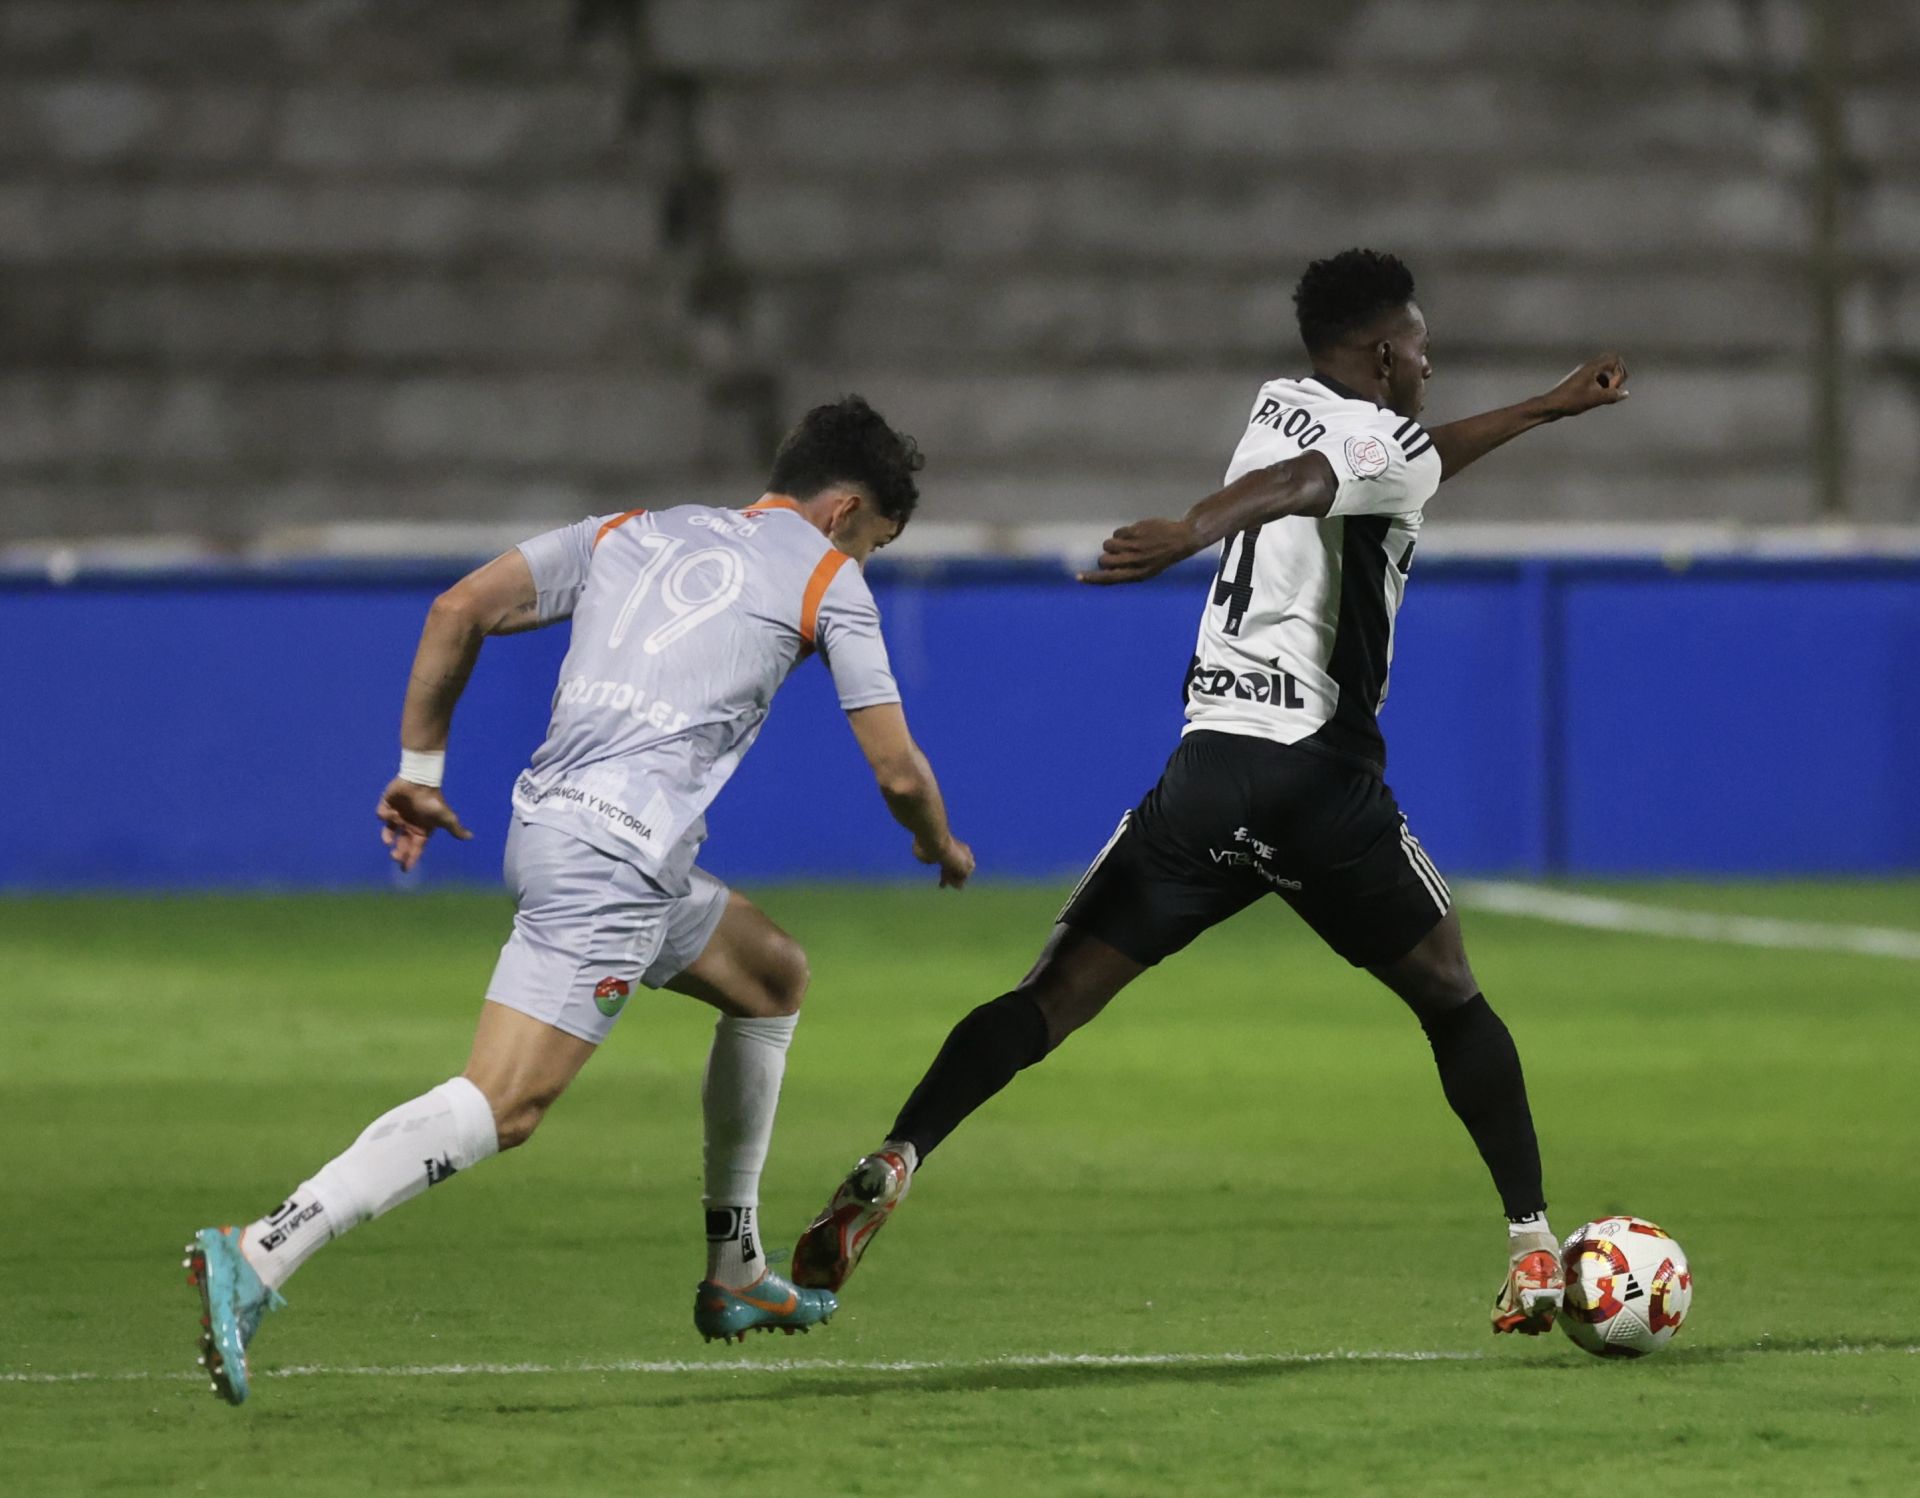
846,703,974,889
378,548,546,871
1079,451,1339,585
1427,353,1630,481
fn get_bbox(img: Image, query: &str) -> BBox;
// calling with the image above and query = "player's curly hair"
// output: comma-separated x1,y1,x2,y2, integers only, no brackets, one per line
1292,249,1416,355
767,394,924,529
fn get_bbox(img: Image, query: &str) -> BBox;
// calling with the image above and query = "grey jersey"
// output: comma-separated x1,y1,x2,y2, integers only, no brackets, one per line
509,500,900,890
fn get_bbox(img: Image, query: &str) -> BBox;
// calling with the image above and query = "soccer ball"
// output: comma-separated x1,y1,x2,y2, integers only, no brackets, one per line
1559,1216,1692,1358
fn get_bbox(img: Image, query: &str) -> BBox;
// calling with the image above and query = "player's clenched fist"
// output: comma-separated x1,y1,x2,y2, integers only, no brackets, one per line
376,778,473,871
1079,516,1204,585
915,833,975,889
1541,353,1630,418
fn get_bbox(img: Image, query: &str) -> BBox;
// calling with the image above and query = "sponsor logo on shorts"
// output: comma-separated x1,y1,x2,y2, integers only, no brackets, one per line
1232,826,1276,860
593,975,632,1018
1209,828,1302,890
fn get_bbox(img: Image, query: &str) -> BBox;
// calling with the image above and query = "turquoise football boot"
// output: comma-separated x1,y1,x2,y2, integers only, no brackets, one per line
693,1270,837,1344
184,1226,286,1404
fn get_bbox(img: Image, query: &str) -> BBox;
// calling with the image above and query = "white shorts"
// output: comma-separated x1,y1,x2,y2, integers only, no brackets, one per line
483,819,731,1045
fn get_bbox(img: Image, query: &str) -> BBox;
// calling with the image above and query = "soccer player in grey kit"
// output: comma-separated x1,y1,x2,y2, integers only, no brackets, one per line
184,397,974,1404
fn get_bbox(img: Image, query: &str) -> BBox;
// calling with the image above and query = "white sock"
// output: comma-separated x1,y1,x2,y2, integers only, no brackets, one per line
705,1204,763,1288
881,1138,919,1176
240,1077,499,1291
701,1013,797,1286
1507,1210,1553,1246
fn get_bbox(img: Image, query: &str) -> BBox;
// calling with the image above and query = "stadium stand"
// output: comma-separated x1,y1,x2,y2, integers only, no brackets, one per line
3,0,1918,550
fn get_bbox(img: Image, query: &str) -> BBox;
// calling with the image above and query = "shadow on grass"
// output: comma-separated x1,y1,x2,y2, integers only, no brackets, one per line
468,1333,1920,1416
21,1333,1909,1424
1656,1333,1920,1366
475,1354,1500,1416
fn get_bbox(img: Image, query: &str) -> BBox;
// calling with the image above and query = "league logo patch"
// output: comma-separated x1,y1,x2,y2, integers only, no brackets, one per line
593,976,632,1018
1344,434,1390,478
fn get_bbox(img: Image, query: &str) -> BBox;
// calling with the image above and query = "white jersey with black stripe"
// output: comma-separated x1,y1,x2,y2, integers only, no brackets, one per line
508,501,900,892
1183,373,1443,771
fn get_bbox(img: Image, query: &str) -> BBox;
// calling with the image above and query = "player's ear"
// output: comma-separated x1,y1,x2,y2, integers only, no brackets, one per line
1375,339,1396,383
821,488,864,538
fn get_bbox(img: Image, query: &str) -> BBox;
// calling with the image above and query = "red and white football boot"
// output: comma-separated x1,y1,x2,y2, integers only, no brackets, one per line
791,1147,914,1292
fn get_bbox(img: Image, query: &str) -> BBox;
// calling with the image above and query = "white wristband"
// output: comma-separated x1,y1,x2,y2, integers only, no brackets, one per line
398,749,445,788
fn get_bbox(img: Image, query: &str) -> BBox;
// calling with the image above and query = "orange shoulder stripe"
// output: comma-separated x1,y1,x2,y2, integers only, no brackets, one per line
593,509,645,547
799,549,853,647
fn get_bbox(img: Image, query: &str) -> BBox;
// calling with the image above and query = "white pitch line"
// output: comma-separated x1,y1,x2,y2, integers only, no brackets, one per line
3,1343,1913,1387
1458,882,1920,961
0,1349,1472,1386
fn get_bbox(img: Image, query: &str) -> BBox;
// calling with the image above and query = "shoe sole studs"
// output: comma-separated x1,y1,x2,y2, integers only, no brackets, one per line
185,1239,243,1406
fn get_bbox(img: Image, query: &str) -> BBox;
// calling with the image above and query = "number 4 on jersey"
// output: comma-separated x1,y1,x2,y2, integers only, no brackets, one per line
1212,525,1262,636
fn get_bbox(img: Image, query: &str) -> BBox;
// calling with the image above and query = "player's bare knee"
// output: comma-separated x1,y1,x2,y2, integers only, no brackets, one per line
492,1093,556,1150
1391,953,1478,1016
1022,981,1100,1051
466,1074,560,1151
761,936,810,1016
1429,948,1480,1005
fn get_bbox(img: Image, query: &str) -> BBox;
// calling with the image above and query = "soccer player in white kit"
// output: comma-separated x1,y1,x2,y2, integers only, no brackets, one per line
184,397,974,1404
794,252,1630,1339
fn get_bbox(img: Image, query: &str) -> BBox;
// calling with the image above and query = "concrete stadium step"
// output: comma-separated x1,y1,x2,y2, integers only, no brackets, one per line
0,464,1860,550
0,272,687,370
0,0,605,81
778,362,1811,474
938,466,1862,528
750,266,1811,365
1857,185,1920,266
0,474,724,548
1847,85,1920,169
724,167,1809,270
0,82,643,174
0,374,708,472
699,74,1802,173
648,0,1820,76
0,178,665,267
1422,470,1823,525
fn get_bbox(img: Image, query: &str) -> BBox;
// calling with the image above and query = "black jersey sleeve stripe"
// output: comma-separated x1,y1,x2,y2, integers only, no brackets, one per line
1402,434,1434,461
1393,416,1418,441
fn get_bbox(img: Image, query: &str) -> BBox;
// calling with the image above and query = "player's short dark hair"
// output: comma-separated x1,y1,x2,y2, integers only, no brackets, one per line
767,395,924,529
1292,249,1417,355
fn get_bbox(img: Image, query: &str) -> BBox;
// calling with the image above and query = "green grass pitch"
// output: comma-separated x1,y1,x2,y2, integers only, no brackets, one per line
4,881,1918,1496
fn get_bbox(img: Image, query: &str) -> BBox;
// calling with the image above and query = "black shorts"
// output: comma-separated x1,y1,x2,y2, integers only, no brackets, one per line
1058,730,1451,969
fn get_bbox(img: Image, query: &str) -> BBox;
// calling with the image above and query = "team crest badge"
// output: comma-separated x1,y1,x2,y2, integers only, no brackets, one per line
593,976,632,1017
1344,434,1390,478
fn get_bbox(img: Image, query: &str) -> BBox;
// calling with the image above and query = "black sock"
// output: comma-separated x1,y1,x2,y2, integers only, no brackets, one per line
889,991,1050,1163
1418,994,1546,1221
